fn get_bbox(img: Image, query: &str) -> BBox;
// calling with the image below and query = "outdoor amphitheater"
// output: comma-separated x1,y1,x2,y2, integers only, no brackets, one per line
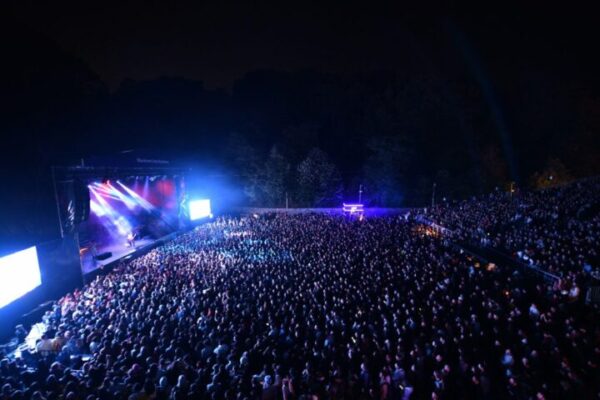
1,177,598,399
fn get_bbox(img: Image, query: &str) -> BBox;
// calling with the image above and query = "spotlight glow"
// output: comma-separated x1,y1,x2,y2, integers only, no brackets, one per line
90,185,132,235
116,181,155,210
115,216,132,235
342,203,364,215
90,186,117,217
90,199,106,216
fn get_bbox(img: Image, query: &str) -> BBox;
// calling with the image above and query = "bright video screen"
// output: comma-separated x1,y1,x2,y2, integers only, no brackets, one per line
189,199,211,220
0,246,42,308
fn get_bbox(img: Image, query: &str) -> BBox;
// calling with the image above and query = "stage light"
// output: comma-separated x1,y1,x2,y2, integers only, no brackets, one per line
92,183,126,201
93,182,138,209
114,216,132,235
143,177,150,198
116,181,155,210
93,186,126,201
90,186,119,217
90,186,135,237
106,182,137,209
189,199,211,220
90,199,106,217
342,203,364,215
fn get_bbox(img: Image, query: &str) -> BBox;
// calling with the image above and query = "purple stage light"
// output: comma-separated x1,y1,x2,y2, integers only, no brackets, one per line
143,177,149,199
90,199,106,217
91,182,138,209
342,203,364,211
342,203,364,215
92,188,124,201
116,181,155,211
90,186,119,218
114,216,132,235
89,186,134,236
107,183,137,209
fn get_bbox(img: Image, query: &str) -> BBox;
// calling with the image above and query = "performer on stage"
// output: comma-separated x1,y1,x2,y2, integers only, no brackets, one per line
127,231,136,248
90,241,98,258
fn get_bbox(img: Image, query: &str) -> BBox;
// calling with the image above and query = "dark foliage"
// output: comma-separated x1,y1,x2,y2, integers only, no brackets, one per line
0,15,599,248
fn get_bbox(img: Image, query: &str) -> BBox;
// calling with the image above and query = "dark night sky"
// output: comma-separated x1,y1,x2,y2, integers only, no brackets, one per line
1,1,599,250
7,2,599,90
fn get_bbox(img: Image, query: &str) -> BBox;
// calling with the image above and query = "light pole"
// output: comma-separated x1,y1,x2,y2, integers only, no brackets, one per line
52,166,64,238
509,181,515,199
359,184,363,203
431,182,437,208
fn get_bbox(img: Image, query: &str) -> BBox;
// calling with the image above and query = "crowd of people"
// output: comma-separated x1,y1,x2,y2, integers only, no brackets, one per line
422,178,599,289
0,202,598,399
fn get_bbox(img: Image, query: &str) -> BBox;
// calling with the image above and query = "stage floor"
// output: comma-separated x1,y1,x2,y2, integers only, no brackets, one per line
80,238,155,275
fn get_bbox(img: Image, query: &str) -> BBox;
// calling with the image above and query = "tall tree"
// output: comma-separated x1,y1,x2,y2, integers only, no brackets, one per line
259,145,290,207
296,148,342,207
362,135,413,206
225,132,263,205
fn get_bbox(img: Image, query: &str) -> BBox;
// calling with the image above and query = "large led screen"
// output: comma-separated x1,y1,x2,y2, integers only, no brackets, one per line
189,199,211,220
0,246,42,308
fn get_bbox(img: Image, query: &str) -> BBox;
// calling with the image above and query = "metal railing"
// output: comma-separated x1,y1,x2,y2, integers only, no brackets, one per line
415,214,561,282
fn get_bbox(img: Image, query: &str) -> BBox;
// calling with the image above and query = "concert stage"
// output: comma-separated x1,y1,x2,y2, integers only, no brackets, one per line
80,237,155,275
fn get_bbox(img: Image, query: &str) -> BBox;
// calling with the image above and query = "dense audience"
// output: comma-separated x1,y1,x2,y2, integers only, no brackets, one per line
423,178,599,281
1,209,598,399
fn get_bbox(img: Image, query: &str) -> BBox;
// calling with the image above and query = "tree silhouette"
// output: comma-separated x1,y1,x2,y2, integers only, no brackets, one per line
296,148,342,207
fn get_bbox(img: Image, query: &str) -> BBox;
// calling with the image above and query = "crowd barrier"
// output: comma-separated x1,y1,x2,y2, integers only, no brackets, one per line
237,207,408,215
415,214,561,283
